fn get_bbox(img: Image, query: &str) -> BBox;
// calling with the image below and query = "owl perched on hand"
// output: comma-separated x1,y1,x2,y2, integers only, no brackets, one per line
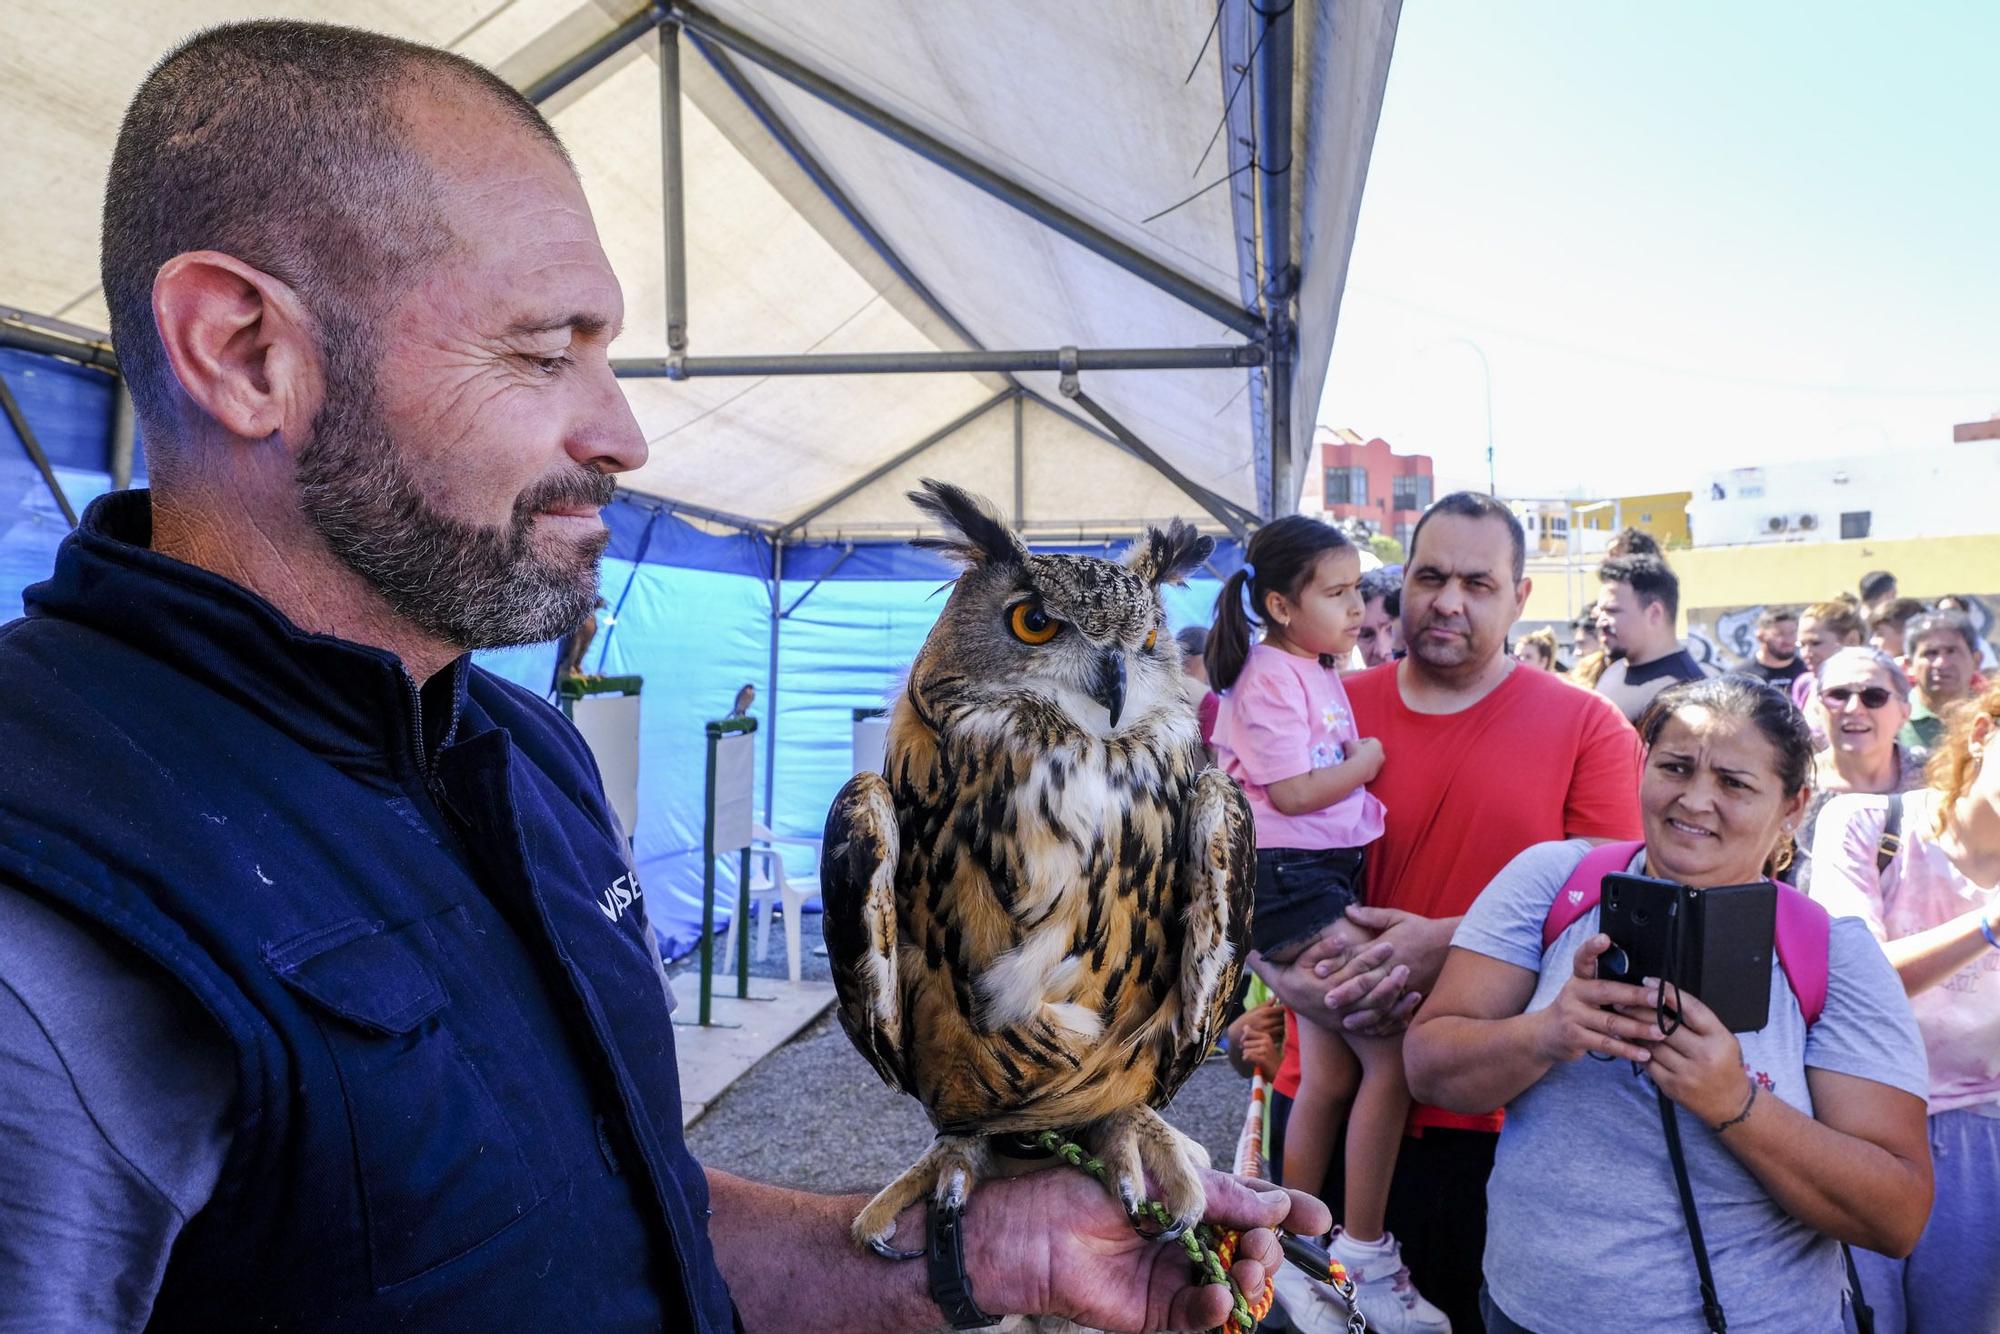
821,480,1254,1259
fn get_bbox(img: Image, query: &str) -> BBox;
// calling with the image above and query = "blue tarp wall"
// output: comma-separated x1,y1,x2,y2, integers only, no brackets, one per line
2,345,1238,958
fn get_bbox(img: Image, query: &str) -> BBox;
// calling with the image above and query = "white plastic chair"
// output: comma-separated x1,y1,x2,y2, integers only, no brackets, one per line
721,823,820,984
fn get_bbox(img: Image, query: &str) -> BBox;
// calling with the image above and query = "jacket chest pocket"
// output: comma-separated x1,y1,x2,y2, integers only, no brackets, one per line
267,915,542,1291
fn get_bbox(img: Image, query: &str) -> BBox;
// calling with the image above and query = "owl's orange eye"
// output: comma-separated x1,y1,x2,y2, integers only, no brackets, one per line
1144,628,1158,652
1009,601,1062,645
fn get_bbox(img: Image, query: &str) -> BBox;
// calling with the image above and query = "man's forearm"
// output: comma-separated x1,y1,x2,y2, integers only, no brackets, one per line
704,1168,941,1334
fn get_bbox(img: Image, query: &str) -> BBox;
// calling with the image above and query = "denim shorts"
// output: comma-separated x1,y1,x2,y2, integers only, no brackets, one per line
1250,846,1364,960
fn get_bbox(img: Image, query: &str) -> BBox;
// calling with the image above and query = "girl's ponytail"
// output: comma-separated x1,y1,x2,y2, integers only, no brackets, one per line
1206,567,1255,690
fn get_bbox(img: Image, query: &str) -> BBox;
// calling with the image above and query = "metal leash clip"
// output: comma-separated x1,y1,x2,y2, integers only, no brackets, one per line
1277,1232,1367,1332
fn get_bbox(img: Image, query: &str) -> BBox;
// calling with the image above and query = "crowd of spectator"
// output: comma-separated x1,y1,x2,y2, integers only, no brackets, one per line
1194,515,1996,1334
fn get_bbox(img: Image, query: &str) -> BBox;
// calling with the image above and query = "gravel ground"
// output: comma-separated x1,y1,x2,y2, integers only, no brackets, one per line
676,910,1257,1193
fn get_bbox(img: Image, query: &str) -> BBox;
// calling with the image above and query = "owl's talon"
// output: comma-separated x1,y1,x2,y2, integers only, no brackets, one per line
867,1236,925,1262
939,1166,969,1215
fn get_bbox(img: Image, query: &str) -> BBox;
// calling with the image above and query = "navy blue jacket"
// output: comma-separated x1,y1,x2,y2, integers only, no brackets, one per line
0,491,737,1330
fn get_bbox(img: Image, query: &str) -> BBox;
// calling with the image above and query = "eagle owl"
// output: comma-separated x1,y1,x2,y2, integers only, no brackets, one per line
820,481,1254,1260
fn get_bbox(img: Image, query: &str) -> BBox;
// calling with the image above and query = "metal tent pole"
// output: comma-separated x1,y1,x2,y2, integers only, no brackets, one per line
523,3,667,104
614,343,1265,379
1253,0,1297,520
669,1,1261,338
777,390,1014,538
0,321,118,373
762,537,782,834
0,374,77,527
1012,393,1025,524
1059,381,1253,538
110,380,136,489
660,18,689,354
692,36,999,367
699,723,718,1025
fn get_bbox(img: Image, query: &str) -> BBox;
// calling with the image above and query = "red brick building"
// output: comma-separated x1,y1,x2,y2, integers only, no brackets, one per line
1303,428,1435,550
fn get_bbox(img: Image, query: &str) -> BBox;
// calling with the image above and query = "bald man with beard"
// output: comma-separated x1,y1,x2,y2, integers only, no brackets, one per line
0,22,1317,1331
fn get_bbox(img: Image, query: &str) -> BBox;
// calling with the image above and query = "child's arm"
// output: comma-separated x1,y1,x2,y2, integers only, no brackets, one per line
1225,1002,1285,1079
1263,737,1383,817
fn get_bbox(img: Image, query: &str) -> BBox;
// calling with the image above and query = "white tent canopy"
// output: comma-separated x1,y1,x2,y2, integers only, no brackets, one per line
1,0,1399,540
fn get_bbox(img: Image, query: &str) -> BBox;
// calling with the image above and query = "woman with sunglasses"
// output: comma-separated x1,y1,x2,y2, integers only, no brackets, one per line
1406,677,1932,1334
1783,648,1925,894
1809,683,2000,1332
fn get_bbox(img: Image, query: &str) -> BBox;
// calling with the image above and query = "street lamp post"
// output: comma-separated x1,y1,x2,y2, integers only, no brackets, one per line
1450,337,1496,496
1420,337,1496,495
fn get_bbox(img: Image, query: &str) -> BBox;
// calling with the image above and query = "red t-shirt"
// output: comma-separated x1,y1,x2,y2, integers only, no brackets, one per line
1275,664,1643,1117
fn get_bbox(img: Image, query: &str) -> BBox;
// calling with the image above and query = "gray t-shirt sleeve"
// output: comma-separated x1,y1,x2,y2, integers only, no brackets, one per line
1452,839,1597,972
0,883,235,1332
1804,915,1931,1099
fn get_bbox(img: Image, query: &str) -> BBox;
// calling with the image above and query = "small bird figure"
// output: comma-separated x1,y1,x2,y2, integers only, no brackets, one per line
550,596,607,693
728,682,756,718
820,480,1253,1260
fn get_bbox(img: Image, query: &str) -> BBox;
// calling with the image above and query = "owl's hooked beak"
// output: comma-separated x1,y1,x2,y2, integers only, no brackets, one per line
1091,649,1127,729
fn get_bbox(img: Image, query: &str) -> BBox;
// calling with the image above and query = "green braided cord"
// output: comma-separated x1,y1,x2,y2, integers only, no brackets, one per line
1032,1131,1259,1332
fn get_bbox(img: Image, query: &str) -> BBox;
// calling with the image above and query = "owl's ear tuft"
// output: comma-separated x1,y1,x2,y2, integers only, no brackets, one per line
907,480,1026,568
1126,518,1212,587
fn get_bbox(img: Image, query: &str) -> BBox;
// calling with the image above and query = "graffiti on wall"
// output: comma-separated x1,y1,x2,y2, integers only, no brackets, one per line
1686,595,1996,668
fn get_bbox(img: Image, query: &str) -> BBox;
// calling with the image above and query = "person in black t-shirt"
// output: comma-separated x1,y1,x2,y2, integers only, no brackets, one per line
1592,553,1710,722
1744,605,1806,690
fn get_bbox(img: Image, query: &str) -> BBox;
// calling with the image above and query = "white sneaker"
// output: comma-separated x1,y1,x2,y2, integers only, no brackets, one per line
1328,1229,1451,1334
1269,1255,1355,1334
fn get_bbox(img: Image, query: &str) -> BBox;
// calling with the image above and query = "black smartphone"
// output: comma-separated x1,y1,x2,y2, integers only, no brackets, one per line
1599,873,1680,992
1600,872,1776,1033
1683,881,1776,1034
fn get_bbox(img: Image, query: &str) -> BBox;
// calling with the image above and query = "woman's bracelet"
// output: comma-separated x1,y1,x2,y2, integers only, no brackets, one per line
1980,915,1999,952
1714,1080,1759,1134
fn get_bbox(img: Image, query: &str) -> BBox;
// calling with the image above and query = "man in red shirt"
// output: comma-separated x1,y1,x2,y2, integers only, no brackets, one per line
1256,492,1640,1331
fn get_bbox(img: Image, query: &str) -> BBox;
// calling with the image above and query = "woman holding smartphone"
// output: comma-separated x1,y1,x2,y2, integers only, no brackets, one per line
1811,682,2000,1332
1405,677,1933,1334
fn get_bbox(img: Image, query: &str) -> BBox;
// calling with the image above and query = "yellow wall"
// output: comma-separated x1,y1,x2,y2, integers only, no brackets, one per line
1575,490,1693,546
1671,533,2000,624
1517,533,2000,630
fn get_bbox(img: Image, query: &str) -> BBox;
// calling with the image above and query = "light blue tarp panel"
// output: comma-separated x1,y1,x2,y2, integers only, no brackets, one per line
0,346,139,615
473,566,1225,960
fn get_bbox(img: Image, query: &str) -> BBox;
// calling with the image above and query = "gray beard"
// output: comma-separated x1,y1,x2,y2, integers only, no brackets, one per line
295,337,612,650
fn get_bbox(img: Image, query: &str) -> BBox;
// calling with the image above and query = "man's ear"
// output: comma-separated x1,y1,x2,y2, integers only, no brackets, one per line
1513,574,1534,618
152,251,322,444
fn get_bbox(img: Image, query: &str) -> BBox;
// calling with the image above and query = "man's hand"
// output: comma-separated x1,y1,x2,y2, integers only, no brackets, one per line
1326,906,1459,1033
969,1166,1332,1333
1635,981,1752,1127
1246,934,1419,1037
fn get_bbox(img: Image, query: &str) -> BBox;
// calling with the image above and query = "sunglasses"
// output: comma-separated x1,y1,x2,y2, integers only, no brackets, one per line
1822,685,1895,710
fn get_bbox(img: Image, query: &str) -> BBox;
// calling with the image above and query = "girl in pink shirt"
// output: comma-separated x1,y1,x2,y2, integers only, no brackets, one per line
1809,683,2000,1333
1209,518,1444,1330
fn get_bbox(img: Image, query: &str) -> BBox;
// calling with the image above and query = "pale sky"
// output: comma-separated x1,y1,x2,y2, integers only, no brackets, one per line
1317,1,2000,500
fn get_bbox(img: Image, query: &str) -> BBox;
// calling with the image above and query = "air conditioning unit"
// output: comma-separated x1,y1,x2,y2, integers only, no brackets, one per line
1797,513,1818,531
1765,515,1788,533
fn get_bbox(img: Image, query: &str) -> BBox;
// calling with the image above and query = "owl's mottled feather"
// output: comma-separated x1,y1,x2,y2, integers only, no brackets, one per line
820,482,1254,1144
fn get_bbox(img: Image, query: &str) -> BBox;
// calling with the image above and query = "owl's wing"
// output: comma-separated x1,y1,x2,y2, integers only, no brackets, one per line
1162,768,1256,1093
820,771,911,1094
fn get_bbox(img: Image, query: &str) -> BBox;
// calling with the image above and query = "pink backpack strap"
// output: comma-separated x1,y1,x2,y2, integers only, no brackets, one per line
1773,884,1832,1027
1542,840,1645,951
